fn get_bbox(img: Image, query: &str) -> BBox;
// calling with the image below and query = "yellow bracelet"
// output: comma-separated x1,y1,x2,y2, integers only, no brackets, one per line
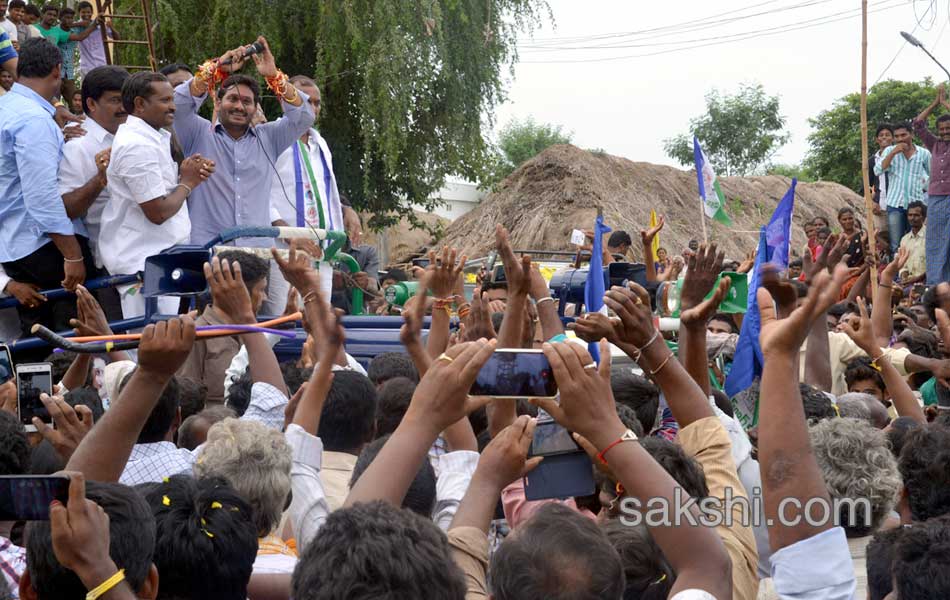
86,569,125,600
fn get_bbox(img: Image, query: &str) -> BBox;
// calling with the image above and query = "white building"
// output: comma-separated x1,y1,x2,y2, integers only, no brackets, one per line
414,177,485,220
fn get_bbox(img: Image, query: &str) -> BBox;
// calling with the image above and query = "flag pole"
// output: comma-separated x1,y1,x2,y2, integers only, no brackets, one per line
699,198,709,245
860,0,879,296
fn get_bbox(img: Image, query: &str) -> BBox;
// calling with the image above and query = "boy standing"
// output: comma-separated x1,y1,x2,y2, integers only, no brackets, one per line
36,5,98,99
75,1,117,77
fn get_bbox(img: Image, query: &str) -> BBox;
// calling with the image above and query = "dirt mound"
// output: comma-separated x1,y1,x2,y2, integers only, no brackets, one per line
361,210,449,264
439,144,866,261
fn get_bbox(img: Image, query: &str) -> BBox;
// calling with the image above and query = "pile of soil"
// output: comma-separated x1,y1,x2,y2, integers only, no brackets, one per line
438,144,867,261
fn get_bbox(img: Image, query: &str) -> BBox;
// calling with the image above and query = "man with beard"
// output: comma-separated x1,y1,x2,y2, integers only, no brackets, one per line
172,36,314,249
98,71,214,319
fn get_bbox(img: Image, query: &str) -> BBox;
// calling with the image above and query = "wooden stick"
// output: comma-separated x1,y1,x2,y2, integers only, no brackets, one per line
860,0,878,296
67,312,303,343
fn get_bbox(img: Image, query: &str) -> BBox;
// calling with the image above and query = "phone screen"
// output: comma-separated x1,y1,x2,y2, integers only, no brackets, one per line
18,367,53,426
530,420,580,457
0,345,11,385
469,351,558,398
0,476,69,521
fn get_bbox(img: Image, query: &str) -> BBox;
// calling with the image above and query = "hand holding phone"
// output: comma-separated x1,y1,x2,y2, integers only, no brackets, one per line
17,362,53,432
0,475,69,520
469,349,557,398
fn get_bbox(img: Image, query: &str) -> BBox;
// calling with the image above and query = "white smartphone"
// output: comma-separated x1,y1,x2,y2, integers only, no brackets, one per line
16,363,53,433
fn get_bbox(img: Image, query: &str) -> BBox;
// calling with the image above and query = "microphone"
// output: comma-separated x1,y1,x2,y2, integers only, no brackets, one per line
219,41,265,65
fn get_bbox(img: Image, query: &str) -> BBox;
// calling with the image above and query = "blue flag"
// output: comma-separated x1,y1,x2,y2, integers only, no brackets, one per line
724,179,797,412
584,214,611,362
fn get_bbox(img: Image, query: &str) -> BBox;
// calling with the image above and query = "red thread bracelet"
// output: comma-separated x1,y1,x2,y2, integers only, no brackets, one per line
596,429,638,465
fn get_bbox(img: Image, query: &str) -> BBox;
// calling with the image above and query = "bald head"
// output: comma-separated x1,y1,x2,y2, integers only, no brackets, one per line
291,75,321,121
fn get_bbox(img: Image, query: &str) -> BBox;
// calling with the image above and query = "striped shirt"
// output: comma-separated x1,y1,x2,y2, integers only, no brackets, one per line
875,144,931,209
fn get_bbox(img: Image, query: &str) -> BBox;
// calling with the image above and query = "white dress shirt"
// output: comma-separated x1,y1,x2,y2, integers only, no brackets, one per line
770,526,857,599
58,117,115,268
268,127,343,231
99,115,189,276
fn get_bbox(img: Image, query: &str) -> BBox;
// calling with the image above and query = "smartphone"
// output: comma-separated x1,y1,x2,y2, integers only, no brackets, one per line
0,344,11,385
412,258,430,269
17,362,53,432
469,349,558,398
0,475,69,521
524,419,595,501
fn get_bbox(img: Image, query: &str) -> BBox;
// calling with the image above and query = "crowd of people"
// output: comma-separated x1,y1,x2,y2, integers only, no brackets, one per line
3,5,950,600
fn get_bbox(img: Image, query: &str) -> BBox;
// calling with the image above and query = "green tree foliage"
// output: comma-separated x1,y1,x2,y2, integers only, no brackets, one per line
664,83,789,176
803,79,940,192
118,0,548,228
767,163,814,182
487,117,572,185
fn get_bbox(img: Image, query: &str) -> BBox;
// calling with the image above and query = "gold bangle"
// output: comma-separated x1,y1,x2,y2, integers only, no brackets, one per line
86,569,125,600
648,352,674,377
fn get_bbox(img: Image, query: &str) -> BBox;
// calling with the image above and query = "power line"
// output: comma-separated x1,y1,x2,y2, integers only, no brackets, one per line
520,0,905,64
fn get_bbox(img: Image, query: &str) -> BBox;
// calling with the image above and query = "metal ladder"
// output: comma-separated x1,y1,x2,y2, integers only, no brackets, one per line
92,0,157,71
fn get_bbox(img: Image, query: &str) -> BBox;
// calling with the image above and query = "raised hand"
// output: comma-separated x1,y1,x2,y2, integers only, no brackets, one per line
681,277,732,326
272,242,321,298
824,233,850,271
474,415,542,490
33,395,93,462
496,225,532,297
137,316,197,379
568,311,618,344
403,339,497,436
425,246,467,299
69,285,112,337
736,248,757,274
0,381,15,416
528,263,550,302
881,246,910,281
602,282,657,351
203,257,255,324
838,297,877,354
936,308,950,351
758,265,848,360
679,243,725,318
461,287,497,342
640,214,665,246
251,36,278,79
534,339,624,449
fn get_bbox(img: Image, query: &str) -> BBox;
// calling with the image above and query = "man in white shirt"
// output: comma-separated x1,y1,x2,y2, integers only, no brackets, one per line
58,65,129,319
99,71,214,319
265,75,342,314
0,0,17,48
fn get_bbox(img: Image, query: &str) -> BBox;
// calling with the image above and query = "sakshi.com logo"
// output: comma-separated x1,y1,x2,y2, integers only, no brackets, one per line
617,486,872,529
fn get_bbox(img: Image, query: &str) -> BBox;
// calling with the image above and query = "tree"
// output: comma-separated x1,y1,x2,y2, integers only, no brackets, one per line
767,163,814,182
664,83,789,176
120,0,549,228
487,117,572,185
803,79,940,192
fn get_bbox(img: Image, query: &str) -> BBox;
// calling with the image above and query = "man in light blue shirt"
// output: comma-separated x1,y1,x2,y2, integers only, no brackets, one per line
171,37,314,249
0,38,93,337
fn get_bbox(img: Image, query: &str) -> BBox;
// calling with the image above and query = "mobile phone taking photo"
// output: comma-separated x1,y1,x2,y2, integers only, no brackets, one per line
16,362,53,432
469,349,557,399
0,344,12,385
0,475,69,521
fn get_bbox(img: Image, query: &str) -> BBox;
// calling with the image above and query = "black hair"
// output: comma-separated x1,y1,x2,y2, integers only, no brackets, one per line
937,114,950,126
800,383,838,422
0,411,30,475
894,121,913,133
886,416,922,460
607,231,633,249
875,123,894,136
602,517,673,600
121,71,169,114
899,425,950,521
490,503,625,600
225,368,252,417
8,0,26,10
176,376,207,422
177,405,236,452
866,526,903,600
893,514,950,599
292,500,466,600
381,268,408,283
40,3,58,15
318,370,377,453
25,481,156,600
491,311,505,333
907,200,928,217
143,475,258,600
828,301,858,320
120,370,181,444
43,350,82,387
25,4,40,17
16,38,62,80
278,361,312,397
374,376,416,437
837,206,854,218
350,435,436,517
640,437,709,498
610,370,659,435
29,440,64,475
708,312,739,334
80,65,129,115
366,352,419,386
845,356,886,395
159,62,193,76
214,250,269,290
76,1,93,11
817,226,833,237
64,386,104,421
712,388,734,418
59,6,74,16
615,403,645,438
216,74,261,106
